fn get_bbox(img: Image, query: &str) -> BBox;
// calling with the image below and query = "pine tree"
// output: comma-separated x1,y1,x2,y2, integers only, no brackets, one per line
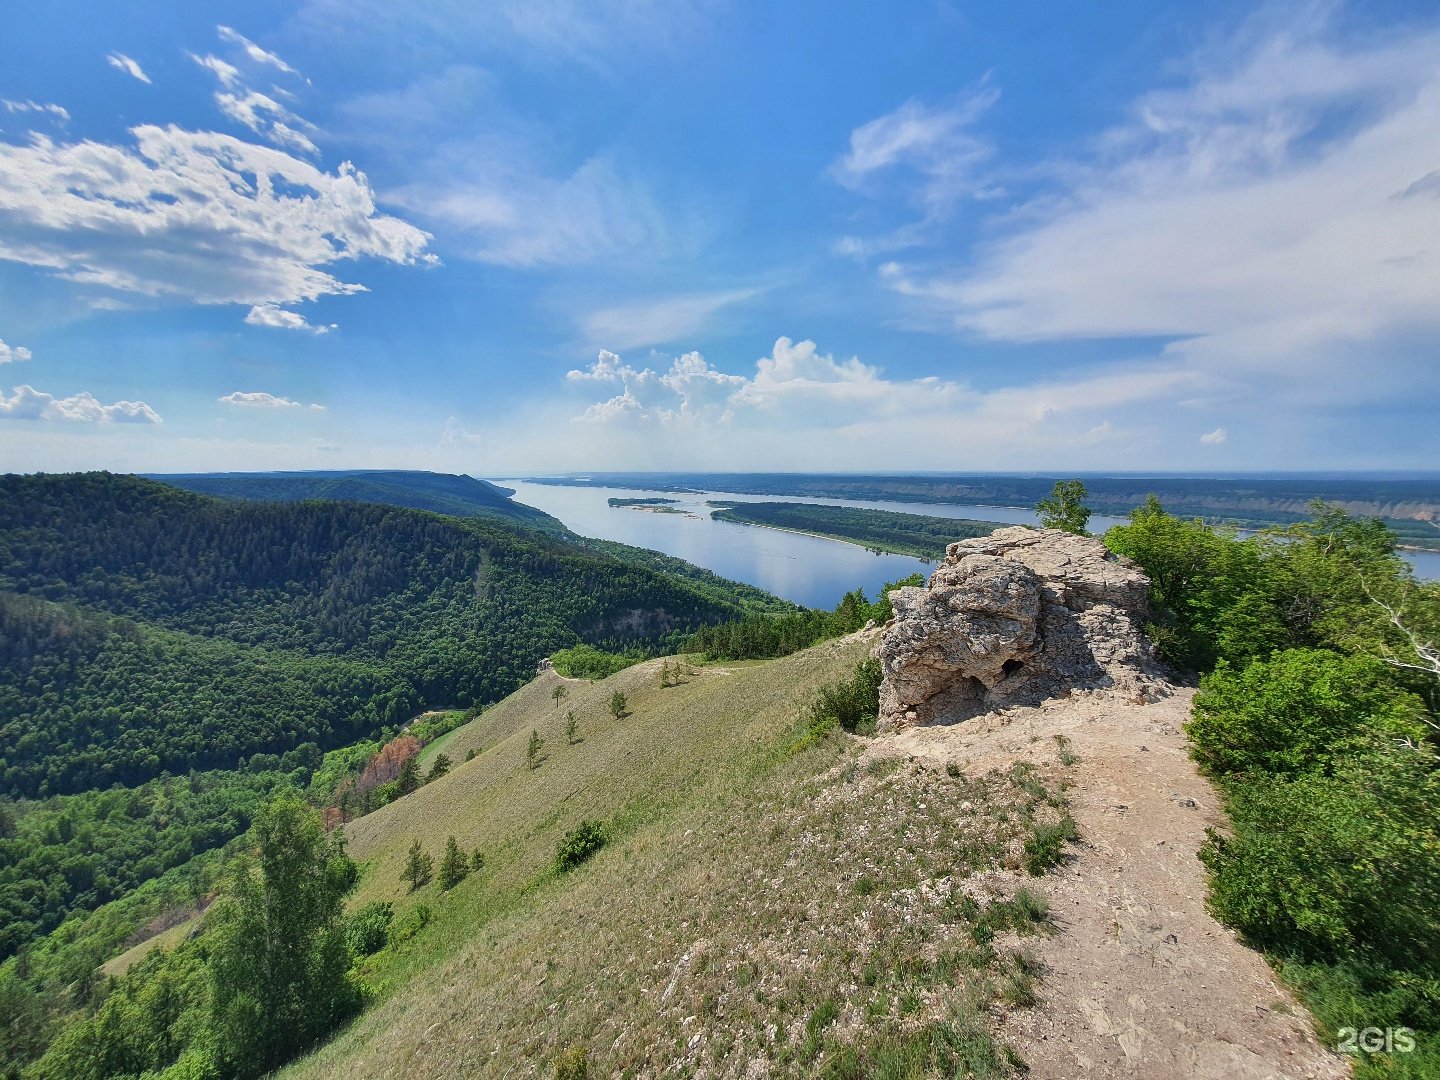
565,710,578,745
470,848,485,872
396,755,421,796
526,729,544,770
438,836,468,890
551,684,568,709
402,840,433,891
426,753,451,783
609,691,628,720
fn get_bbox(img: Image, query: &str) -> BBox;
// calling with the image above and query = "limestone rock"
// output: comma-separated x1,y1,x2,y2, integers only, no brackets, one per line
875,527,1169,730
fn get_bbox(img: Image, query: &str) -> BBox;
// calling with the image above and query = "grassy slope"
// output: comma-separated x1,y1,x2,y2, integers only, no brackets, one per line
280,641,1069,1078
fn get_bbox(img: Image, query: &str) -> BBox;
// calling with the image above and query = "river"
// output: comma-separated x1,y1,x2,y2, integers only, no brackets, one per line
499,480,1440,607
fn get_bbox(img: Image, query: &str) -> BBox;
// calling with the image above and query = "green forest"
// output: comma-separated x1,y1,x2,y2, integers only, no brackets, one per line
0,473,789,983
708,500,1001,560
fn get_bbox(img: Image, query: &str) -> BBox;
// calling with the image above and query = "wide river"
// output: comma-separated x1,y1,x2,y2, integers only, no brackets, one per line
500,480,1440,608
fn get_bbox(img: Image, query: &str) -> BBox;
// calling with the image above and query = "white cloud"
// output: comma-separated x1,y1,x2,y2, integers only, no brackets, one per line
0,125,432,309
190,53,242,88
568,336,964,429
577,288,760,350
876,10,1440,406
0,338,31,364
219,390,326,410
216,26,299,77
1200,427,1229,445
832,87,999,214
214,89,319,156
0,384,160,422
106,53,151,84
2,100,69,124
245,303,335,333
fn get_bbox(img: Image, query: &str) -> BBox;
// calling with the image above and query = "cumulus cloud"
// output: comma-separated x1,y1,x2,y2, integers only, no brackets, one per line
218,390,327,410
567,336,963,428
106,53,151,84
2,100,69,123
0,385,161,422
0,125,432,309
874,9,1440,404
0,338,31,364
245,303,335,333
1200,427,1229,445
547,335,1207,471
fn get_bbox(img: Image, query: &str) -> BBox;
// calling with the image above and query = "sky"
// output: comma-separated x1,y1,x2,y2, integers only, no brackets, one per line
0,0,1437,476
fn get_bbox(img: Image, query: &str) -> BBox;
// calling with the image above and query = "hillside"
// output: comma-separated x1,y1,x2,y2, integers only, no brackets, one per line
152,470,563,531
0,472,789,975
246,637,1335,1079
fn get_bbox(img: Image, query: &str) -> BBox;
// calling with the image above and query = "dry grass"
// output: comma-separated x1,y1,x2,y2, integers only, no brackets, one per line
278,638,1069,1078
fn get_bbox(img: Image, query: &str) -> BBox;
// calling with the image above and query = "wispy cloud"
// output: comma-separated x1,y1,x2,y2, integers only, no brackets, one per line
0,385,160,422
873,8,1440,407
577,288,761,350
831,86,999,216
0,338,31,364
2,99,69,124
106,53,151,84
341,65,687,268
245,303,336,333
219,390,325,410
216,26,299,77
1200,427,1229,445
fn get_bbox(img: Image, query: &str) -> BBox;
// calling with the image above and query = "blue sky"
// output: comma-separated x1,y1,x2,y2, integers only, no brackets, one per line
1,0,1437,474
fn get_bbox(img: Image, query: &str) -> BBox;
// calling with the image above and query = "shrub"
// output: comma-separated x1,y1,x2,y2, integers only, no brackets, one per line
1023,812,1078,875
556,821,606,872
554,1044,588,1080
801,658,883,745
1201,747,1440,967
1189,649,1427,779
609,691,628,720
345,900,394,957
550,644,643,680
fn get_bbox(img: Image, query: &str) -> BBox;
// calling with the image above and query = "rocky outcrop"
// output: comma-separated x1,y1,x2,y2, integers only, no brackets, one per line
875,527,1169,731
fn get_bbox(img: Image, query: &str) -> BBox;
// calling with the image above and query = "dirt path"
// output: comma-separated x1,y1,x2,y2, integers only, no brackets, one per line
873,689,1351,1080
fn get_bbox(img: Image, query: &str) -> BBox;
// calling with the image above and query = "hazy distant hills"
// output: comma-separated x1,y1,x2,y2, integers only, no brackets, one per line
152,470,562,531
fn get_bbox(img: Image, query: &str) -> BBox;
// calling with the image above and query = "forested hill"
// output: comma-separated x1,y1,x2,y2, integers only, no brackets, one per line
152,469,561,530
0,472,784,797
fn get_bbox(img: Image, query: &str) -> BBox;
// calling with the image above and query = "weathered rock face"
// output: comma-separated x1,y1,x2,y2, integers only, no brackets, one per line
875,527,1168,730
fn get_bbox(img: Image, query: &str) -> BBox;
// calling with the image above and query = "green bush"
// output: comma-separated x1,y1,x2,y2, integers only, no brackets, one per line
1189,650,1428,779
1201,747,1440,966
554,1044,589,1080
549,644,643,680
799,658,884,747
345,901,394,958
555,821,606,872
1023,813,1078,876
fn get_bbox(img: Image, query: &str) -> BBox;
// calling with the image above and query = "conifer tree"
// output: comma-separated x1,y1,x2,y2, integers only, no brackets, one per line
526,729,544,770
565,710,578,745
438,836,468,890
402,840,433,891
